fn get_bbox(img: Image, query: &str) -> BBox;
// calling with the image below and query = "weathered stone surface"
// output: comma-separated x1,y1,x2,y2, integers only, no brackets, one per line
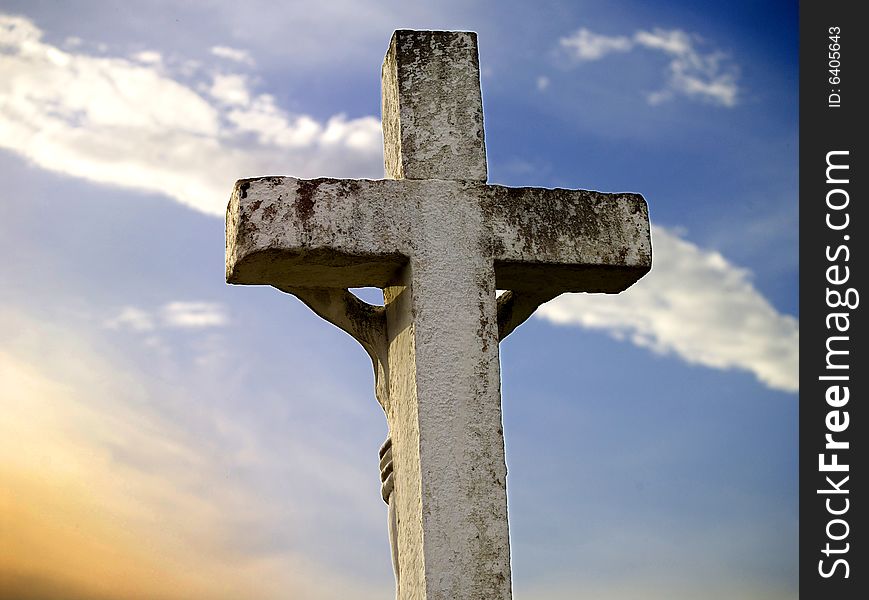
381,182,509,599
382,30,487,182
227,177,651,293
225,29,653,600
226,177,412,288
484,185,651,293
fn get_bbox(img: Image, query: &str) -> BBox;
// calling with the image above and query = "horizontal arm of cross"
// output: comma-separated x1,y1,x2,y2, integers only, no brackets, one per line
226,176,651,296
226,177,412,289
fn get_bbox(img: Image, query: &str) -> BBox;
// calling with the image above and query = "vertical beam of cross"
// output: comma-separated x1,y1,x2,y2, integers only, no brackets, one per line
381,31,512,598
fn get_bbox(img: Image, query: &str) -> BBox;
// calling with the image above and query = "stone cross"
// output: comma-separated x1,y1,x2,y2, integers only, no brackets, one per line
226,30,651,600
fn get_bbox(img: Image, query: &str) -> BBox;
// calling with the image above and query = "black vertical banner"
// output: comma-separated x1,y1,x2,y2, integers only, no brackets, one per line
800,1,866,598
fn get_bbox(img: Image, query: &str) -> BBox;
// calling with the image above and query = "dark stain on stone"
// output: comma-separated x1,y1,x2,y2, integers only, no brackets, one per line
489,234,506,257
476,227,503,259
295,179,319,224
477,299,490,354
238,176,288,200
337,180,362,199
482,185,650,261
238,211,260,248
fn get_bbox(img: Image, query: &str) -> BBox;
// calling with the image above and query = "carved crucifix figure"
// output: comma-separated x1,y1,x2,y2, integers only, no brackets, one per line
226,30,651,600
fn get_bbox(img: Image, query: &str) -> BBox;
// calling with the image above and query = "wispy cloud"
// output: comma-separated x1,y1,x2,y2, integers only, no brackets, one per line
537,226,798,393
559,28,633,61
105,301,229,331
131,49,162,65
559,27,740,106
0,14,382,217
210,45,255,66
163,301,229,328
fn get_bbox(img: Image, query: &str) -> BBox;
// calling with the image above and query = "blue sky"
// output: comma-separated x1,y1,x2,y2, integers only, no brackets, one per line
1,2,797,599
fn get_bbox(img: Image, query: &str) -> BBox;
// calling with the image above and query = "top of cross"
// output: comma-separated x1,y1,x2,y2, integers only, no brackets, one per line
383,30,488,182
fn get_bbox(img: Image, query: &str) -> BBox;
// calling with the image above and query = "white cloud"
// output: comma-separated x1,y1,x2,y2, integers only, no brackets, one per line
223,93,374,150
162,301,228,328
210,45,255,66
536,75,550,91
558,26,739,107
536,226,798,393
634,28,739,107
0,14,382,217
105,302,229,331
209,73,251,106
559,28,632,61
132,50,162,65
633,28,693,55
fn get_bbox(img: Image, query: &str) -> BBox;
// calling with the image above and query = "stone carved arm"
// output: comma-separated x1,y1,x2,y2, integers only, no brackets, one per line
497,290,560,341
276,286,555,404
273,286,390,411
